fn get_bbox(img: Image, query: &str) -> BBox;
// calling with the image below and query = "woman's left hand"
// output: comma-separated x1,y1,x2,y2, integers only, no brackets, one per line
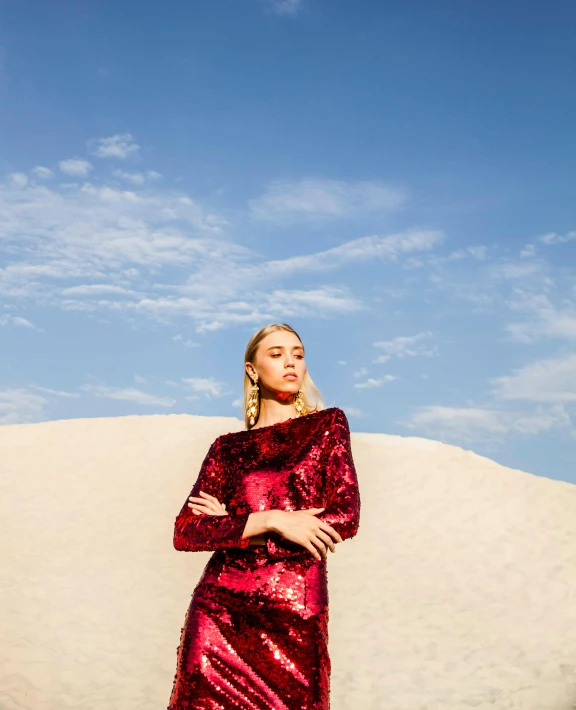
188,492,266,546
188,490,228,516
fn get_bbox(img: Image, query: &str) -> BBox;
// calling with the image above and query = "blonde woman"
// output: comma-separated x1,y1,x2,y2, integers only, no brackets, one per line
168,323,361,709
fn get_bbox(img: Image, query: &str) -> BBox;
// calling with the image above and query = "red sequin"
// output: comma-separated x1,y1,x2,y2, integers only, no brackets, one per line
168,406,361,709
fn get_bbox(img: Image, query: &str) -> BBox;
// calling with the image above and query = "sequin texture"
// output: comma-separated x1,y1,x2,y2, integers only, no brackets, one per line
168,406,361,709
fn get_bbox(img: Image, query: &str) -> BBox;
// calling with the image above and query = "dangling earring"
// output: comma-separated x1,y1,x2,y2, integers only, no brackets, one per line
293,389,307,416
247,378,260,426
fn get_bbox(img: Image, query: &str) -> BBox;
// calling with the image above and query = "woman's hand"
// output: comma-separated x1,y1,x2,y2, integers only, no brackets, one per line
270,508,343,561
188,492,266,546
188,490,228,516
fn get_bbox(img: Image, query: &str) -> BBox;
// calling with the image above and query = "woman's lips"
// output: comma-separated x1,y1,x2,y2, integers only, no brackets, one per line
283,374,297,379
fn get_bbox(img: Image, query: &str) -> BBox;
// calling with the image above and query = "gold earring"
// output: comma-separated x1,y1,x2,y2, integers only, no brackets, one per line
294,389,307,416
247,378,259,426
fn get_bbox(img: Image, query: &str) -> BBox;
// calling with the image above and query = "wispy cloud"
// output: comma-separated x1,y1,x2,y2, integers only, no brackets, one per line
520,228,576,257
29,385,80,398
79,382,175,406
0,313,38,329
0,388,50,425
173,334,201,349
112,169,162,185
8,173,28,188
249,178,407,224
182,377,229,398
490,351,576,404
504,291,576,343
372,331,437,364
89,133,141,160
59,159,93,176
401,403,571,445
32,166,55,180
398,350,576,446
537,230,576,246
259,0,303,16
354,375,397,389
0,146,442,332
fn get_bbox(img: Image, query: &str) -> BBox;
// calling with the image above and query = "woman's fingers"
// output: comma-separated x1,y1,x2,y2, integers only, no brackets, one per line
304,540,323,561
189,496,213,506
198,490,218,502
190,493,225,507
196,491,227,511
188,496,218,513
314,528,337,553
318,520,343,543
188,494,228,516
188,502,212,514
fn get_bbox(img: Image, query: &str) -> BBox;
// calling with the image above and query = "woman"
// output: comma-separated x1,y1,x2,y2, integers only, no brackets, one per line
168,323,361,709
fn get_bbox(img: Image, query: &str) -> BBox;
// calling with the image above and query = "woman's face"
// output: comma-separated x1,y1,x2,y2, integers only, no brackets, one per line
248,331,306,400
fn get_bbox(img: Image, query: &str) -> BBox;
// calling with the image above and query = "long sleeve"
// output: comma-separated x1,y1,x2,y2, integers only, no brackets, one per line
265,407,361,560
174,436,252,552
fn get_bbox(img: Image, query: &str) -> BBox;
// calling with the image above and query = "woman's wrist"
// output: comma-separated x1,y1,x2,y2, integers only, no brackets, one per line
265,510,283,534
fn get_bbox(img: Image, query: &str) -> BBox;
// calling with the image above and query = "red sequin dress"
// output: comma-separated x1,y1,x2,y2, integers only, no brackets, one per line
167,406,361,710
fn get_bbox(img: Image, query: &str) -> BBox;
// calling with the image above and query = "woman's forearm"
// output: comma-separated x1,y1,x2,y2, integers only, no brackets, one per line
242,510,279,539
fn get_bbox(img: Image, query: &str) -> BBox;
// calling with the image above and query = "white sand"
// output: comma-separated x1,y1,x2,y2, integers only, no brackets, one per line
1,413,575,710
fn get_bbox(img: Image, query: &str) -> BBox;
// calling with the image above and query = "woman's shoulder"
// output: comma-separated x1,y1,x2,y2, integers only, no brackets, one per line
303,406,349,437
323,406,348,427
215,405,346,445
301,405,348,431
325,407,351,439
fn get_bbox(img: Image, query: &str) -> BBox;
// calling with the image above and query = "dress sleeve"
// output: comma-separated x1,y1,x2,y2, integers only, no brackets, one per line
265,407,361,560
173,436,252,552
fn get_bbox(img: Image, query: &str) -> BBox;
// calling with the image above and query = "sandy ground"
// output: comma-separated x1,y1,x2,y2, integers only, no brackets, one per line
1,412,575,710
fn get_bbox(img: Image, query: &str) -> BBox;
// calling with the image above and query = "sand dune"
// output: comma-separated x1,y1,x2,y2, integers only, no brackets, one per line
1,413,575,710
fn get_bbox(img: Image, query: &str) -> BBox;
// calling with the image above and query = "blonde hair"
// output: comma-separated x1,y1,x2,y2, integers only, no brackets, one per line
242,323,325,430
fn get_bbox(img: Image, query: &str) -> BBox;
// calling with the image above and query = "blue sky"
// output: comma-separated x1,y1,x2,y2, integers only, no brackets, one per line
1,0,575,483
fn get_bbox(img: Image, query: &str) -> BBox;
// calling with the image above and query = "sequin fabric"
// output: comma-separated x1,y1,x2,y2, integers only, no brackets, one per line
168,406,361,710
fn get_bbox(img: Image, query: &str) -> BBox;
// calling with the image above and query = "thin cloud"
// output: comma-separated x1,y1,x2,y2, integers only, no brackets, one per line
372,331,437,360
112,169,163,185
8,173,28,188
0,169,441,325
0,142,443,331
173,334,201,349
249,178,408,224
29,385,80,398
487,262,544,280
519,227,576,258
59,159,93,176
90,133,140,160
401,403,571,445
490,352,576,404
403,351,576,447
181,377,229,398
32,166,55,180
354,375,397,389
0,314,37,329
259,0,303,16
0,387,50,425
61,284,138,297
505,291,576,343
79,382,175,406
538,230,576,245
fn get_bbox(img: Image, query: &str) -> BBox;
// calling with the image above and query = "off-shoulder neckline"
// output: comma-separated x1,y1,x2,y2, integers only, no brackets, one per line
221,406,338,440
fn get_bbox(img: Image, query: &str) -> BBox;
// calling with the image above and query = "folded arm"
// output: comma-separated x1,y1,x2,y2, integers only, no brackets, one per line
266,407,361,560
173,437,252,552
